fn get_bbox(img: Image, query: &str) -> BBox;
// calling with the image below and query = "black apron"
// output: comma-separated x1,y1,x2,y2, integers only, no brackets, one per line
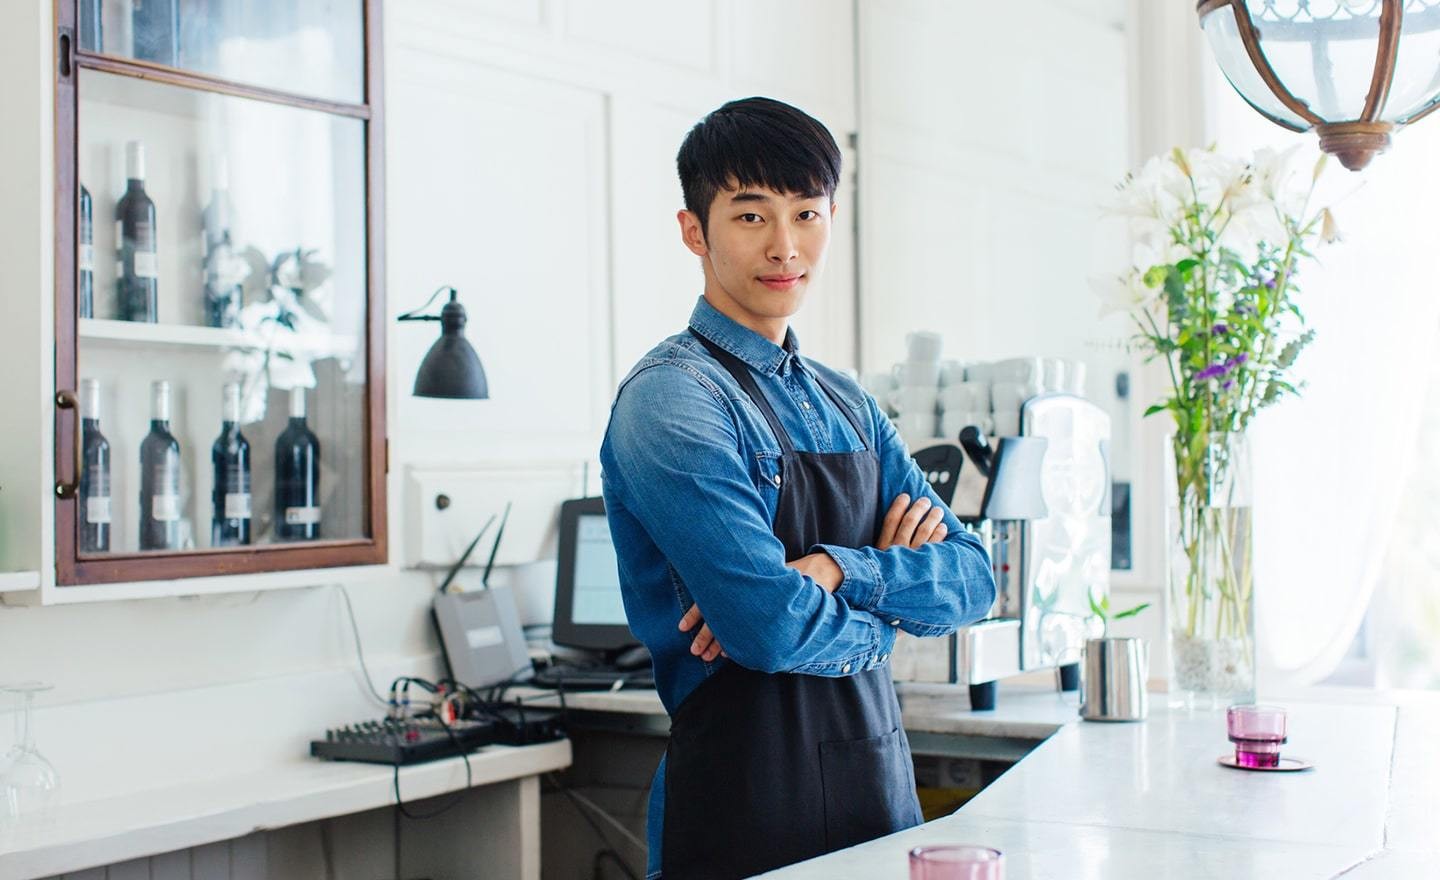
661,328,923,879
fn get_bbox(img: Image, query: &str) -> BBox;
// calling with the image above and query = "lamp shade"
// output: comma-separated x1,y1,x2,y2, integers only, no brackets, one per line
1198,0,1440,170
413,296,489,399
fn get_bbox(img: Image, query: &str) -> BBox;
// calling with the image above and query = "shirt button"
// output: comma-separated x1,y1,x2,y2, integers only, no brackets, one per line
841,663,852,674
879,654,889,663
890,619,900,626
773,474,782,487
801,401,811,410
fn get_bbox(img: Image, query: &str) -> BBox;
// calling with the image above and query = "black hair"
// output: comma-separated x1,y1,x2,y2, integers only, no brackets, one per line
676,96,842,237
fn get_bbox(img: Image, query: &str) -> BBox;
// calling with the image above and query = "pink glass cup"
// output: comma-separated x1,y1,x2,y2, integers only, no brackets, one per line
909,845,1005,880
1227,704,1288,768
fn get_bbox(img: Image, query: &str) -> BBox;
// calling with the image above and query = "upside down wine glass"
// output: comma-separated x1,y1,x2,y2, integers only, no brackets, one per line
0,681,61,828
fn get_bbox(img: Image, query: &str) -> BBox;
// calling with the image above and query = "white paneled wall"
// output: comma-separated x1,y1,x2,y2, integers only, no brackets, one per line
857,0,1132,373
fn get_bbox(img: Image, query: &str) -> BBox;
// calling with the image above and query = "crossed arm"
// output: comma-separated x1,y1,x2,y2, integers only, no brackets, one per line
680,492,949,661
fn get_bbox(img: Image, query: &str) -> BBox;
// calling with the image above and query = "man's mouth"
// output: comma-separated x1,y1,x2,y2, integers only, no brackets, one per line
758,273,804,291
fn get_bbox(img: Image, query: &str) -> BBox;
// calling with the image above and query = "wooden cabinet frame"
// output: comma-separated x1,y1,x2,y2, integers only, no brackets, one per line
51,0,387,585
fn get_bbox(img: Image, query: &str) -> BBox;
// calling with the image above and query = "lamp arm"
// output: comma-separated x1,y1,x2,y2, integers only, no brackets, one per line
398,285,455,322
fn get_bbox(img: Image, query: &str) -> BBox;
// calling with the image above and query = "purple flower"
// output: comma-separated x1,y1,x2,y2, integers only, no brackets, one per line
1195,353,1248,382
1211,323,1228,336
1223,379,1235,390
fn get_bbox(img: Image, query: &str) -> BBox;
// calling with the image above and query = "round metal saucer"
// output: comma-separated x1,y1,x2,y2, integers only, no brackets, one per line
1216,754,1313,772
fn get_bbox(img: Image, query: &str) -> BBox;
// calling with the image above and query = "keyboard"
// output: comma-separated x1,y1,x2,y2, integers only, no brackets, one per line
529,665,655,691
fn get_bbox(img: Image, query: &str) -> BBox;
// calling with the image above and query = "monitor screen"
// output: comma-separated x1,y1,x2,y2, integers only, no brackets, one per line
552,497,639,652
570,514,627,625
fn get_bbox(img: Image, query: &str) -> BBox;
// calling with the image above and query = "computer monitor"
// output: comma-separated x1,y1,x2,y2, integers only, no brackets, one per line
552,497,638,652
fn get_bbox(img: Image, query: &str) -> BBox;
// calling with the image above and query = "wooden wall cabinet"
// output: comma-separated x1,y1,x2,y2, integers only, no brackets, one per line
48,0,388,588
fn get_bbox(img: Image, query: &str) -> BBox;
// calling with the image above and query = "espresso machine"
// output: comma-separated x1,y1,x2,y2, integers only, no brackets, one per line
901,393,1112,710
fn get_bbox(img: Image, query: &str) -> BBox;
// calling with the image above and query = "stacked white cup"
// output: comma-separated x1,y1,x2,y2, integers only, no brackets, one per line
888,331,942,444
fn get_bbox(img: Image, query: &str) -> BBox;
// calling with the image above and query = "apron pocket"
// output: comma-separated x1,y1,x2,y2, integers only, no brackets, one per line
818,726,920,852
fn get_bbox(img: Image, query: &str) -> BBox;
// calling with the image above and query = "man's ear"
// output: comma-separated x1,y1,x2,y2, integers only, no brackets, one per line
830,199,839,221
678,209,708,257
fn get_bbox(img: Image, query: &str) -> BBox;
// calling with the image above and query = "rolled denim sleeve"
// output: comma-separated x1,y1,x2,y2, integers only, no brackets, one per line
820,397,996,638
602,364,893,676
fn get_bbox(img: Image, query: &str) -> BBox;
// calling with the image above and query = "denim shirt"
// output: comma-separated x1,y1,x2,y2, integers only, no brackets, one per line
600,297,996,877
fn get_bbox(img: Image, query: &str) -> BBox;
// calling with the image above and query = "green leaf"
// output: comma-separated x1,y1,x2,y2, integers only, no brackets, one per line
1112,602,1152,621
1143,403,1170,418
1087,589,1109,620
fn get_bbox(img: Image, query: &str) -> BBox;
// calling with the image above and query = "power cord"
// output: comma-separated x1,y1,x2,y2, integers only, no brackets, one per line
544,773,645,880
335,583,388,709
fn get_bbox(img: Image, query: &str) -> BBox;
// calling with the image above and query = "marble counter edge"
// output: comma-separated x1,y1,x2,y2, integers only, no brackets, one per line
0,739,573,878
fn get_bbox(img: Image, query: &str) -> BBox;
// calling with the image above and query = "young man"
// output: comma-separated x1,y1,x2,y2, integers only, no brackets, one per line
599,97,996,879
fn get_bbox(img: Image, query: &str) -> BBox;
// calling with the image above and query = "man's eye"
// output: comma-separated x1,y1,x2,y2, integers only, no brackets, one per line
739,213,763,223
797,210,819,221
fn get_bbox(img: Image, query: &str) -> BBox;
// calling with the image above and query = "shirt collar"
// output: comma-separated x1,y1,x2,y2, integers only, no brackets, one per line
688,296,801,376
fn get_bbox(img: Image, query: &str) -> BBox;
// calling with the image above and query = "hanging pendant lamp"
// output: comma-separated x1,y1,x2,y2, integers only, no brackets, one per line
1198,0,1440,170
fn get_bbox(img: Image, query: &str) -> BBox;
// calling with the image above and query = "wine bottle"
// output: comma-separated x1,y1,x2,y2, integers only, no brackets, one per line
211,382,251,547
79,185,94,319
131,0,179,66
202,160,242,328
78,378,111,553
116,140,158,323
274,387,321,541
139,379,182,551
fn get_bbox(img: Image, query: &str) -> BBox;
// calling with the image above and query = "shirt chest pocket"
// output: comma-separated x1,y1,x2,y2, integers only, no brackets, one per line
754,451,784,494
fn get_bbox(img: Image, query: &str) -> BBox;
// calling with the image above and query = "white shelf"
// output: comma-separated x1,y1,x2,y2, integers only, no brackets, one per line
79,318,249,348
0,569,40,591
78,318,357,359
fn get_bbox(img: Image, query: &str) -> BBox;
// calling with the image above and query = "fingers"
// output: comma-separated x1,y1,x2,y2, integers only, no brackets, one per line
876,493,911,550
909,506,948,549
690,623,724,662
678,603,703,633
893,496,933,547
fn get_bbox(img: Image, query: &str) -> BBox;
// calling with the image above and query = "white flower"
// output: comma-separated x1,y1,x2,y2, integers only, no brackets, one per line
1090,269,1159,320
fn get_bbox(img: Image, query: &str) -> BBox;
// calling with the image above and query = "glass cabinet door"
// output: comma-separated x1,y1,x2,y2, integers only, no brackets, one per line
55,1,385,585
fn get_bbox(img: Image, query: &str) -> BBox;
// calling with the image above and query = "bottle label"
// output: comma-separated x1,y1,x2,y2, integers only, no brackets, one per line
225,492,252,519
79,244,94,272
152,493,180,522
285,506,321,525
86,495,112,524
133,251,158,279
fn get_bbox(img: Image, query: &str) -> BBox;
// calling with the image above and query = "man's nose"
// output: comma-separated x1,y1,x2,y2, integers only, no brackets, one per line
767,222,798,264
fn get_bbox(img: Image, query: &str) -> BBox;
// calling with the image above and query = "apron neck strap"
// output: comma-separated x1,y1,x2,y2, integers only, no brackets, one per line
689,327,796,456
688,327,872,453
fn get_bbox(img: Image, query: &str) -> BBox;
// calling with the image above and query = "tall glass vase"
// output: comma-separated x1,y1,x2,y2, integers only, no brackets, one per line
1166,432,1256,710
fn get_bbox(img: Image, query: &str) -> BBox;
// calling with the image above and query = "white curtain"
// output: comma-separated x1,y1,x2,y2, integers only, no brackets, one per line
1206,72,1440,688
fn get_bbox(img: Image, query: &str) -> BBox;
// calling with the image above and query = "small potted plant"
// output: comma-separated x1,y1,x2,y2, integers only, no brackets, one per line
1080,590,1152,721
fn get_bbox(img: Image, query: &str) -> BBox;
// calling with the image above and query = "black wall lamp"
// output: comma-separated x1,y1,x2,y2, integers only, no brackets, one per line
398,286,489,399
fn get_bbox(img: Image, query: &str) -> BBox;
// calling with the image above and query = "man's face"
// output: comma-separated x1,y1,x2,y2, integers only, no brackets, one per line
678,184,836,334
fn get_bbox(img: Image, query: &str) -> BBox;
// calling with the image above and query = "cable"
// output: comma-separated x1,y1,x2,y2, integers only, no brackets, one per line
543,773,644,880
391,710,474,820
594,848,640,880
562,783,647,852
336,584,388,708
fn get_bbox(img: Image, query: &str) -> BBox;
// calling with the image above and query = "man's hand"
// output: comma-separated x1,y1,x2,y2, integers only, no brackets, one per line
679,602,726,662
677,551,844,661
875,493,949,550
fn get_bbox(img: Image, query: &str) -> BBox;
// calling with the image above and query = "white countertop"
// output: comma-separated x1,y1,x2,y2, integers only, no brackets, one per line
514,682,1440,878
759,695,1439,879
0,739,572,878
